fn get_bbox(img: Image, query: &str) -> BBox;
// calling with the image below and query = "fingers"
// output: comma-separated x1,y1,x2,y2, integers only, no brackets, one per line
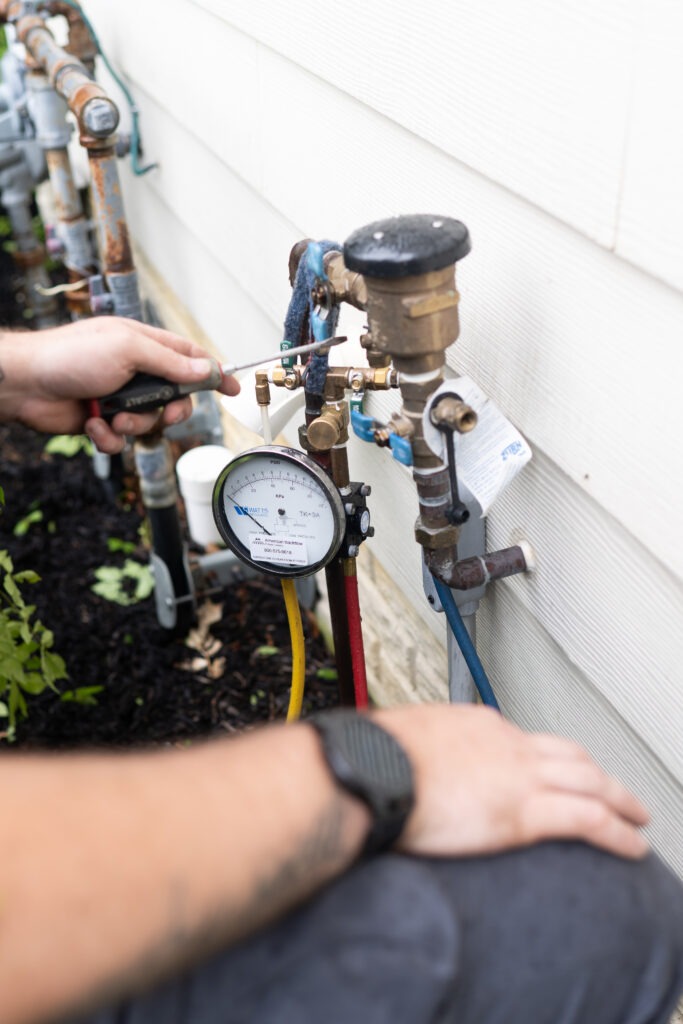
536,758,650,827
85,417,126,455
122,333,241,399
529,733,595,760
220,374,241,397
521,791,650,860
94,318,209,361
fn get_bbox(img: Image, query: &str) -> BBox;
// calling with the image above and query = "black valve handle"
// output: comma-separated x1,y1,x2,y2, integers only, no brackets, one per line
343,214,470,279
88,359,223,420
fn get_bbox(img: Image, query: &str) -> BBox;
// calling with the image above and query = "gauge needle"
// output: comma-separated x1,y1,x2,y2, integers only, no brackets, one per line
224,492,272,535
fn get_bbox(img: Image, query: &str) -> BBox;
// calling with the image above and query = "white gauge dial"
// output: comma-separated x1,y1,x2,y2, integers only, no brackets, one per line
212,446,346,578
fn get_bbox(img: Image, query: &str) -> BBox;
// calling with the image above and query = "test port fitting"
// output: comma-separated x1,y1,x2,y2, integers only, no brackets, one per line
430,395,477,434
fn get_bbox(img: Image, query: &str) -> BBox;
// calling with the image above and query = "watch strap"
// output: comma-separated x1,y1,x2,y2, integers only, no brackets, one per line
309,710,415,858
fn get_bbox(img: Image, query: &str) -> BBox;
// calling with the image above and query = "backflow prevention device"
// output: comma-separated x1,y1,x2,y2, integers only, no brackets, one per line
210,213,532,712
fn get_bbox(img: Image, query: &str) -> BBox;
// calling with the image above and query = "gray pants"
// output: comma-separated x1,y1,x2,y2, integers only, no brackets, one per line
79,842,683,1024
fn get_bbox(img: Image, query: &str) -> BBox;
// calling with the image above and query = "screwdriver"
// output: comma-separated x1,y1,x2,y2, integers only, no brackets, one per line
88,335,347,419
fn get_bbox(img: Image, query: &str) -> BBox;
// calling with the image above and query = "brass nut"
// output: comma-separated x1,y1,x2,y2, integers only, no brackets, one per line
414,517,460,550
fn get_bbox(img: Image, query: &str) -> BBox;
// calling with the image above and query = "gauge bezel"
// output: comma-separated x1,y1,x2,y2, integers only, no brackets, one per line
212,445,346,578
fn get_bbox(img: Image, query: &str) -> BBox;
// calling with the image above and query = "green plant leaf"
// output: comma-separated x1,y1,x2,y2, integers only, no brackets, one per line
0,485,4,506
107,538,136,554
41,650,67,687
13,570,40,585
0,541,68,738
13,509,43,537
316,667,338,681
60,686,103,706
20,673,48,695
1,657,26,683
91,560,154,606
255,645,279,657
44,435,92,457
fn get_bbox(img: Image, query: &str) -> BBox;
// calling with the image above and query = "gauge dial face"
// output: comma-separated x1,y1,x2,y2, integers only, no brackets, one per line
212,446,345,578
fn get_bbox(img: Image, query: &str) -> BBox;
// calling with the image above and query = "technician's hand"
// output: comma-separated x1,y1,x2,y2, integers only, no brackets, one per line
0,318,240,452
374,704,650,860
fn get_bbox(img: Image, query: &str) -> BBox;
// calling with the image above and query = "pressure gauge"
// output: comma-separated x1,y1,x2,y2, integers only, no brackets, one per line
212,445,346,578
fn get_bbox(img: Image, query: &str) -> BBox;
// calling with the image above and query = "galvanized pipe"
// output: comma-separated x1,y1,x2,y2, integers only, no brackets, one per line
87,145,142,319
18,16,118,139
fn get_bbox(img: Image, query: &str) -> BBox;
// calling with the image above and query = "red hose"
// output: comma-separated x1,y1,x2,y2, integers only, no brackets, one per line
343,562,369,709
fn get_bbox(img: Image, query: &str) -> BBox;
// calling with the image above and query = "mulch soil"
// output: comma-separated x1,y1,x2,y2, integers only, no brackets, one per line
0,422,340,749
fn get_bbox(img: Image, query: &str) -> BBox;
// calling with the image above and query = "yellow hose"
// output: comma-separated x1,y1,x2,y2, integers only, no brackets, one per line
281,578,306,721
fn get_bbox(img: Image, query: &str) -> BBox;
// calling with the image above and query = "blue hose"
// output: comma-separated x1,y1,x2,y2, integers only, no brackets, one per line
432,575,500,710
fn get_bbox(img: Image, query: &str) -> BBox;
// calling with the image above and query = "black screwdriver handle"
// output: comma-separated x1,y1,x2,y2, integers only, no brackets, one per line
89,359,223,420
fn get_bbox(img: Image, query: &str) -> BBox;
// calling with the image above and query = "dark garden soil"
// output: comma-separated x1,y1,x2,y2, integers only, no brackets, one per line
0,422,340,749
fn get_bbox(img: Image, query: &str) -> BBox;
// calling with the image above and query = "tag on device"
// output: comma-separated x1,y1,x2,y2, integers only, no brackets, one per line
422,376,532,515
250,534,308,567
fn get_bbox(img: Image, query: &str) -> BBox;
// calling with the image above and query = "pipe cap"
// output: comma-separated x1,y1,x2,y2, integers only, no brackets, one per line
344,214,470,279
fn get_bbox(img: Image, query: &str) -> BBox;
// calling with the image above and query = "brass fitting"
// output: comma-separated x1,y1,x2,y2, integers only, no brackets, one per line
323,251,367,310
414,518,460,550
307,403,349,451
430,395,477,434
255,370,270,407
388,412,414,438
360,329,391,368
271,366,303,390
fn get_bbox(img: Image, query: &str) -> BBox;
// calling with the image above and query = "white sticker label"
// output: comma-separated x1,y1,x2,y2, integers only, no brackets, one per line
250,533,308,567
422,376,532,515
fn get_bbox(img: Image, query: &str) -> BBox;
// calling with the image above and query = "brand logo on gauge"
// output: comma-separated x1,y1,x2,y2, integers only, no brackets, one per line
234,505,268,516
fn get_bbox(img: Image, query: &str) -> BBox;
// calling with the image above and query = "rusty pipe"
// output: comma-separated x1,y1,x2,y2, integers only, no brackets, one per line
17,16,118,139
443,544,534,591
43,1,98,68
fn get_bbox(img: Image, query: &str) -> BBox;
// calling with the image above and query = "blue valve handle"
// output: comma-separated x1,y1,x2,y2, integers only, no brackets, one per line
350,410,414,466
389,434,413,466
350,408,376,443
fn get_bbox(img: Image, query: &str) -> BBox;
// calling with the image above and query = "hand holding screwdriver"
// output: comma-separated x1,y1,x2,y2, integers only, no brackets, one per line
0,318,239,451
90,335,347,421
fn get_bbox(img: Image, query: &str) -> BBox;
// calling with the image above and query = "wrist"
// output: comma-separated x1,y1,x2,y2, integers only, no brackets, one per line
308,711,415,858
0,332,37,423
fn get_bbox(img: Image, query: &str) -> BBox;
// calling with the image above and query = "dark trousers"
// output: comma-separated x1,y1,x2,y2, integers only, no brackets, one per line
78,842,683,1024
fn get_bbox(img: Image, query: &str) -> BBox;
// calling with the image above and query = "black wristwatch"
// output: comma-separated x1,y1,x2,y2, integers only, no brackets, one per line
308,710,415,858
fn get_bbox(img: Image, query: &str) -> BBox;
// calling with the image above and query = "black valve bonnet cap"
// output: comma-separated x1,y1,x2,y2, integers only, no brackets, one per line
343,214,470,280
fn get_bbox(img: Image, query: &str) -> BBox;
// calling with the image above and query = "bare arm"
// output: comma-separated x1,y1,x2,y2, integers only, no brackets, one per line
0,319,239,451
0,724,370,1024
0,705,649,1024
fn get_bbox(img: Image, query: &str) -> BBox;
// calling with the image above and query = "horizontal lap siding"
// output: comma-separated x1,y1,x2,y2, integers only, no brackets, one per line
479,587,683,879
83,0,683,868
194,0,635,247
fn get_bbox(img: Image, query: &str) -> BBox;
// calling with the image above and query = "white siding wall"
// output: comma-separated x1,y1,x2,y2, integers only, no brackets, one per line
83,0,683,874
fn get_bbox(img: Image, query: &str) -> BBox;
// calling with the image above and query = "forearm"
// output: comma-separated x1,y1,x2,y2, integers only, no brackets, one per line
0,331,33,423
0,725,370,1024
